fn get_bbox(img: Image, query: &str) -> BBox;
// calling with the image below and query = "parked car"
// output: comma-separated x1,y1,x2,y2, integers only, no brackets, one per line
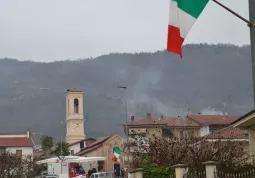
90,172,115,178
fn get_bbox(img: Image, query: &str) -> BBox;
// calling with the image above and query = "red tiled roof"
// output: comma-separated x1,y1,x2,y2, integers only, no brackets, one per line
75,135,112,156
205,126,249,139
158,117,200,127
128,117,200,127
128,118,165,125
0,137,33,147
188,115,239,126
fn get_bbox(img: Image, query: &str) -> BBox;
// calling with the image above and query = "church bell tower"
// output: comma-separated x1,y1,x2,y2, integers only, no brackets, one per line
65,88,85,144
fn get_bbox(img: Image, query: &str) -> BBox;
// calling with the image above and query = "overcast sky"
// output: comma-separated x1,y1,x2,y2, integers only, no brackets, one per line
0,0,249,62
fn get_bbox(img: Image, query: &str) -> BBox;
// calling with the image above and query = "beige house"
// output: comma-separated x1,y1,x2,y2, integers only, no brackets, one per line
127,113,201,153
232,110,255,158
75,134,124,172
126,113,240,156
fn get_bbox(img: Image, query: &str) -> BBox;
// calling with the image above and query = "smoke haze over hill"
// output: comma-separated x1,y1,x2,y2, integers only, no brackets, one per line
0,44,252,142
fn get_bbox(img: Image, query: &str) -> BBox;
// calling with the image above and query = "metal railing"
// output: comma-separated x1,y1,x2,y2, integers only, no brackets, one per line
214,169,255,178
183,169,206,178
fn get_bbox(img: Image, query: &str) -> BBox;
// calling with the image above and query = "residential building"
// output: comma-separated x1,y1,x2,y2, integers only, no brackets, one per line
204,125,250,163
205,126,249,141
187,114,239,136
65,88,86,144
75,134,124,172
127,113,201,153
232,110,255,161
0,130,34,157
68,137,96,155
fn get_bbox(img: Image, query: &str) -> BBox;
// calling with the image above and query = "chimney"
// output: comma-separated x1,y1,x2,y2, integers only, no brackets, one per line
26,129,31,138
131,115,135,121
146,113,151,119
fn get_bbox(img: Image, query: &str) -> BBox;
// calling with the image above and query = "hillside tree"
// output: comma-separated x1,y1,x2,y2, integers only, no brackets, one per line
40,135,54,158
55,142,70,156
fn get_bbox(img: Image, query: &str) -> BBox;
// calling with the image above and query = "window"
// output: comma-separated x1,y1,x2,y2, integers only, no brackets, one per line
189,130,194,137
70,150,74,155
98,161,104,171
0,147,5,153
16,150,22,157
136,135,149,153
74,99,79,113
183,130,191,138
162,128,173,138
80,141,84,149
68,99,70,114
180,131,184,138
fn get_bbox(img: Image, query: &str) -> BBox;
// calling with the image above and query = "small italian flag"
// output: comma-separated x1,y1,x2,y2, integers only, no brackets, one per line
56,156,65,163
167,0,209,57
113,147,122,163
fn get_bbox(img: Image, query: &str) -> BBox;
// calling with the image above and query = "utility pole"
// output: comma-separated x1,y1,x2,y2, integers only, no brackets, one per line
60,120,66,156
60,135,63,174
60,121,65,174
61,136,63,156
249,0,255,107
117,85,130,178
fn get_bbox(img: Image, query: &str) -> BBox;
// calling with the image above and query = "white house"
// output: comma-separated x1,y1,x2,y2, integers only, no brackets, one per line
68,137,96,155
0,130,34,157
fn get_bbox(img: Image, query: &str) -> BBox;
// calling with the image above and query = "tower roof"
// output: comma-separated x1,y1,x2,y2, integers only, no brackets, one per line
65,88,83,93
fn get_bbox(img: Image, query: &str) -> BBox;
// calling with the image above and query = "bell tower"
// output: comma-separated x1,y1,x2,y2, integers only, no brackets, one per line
65,88,85,144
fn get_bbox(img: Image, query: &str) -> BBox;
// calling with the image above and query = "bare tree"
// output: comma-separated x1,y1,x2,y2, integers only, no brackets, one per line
0,151,45,178
132,135,250,171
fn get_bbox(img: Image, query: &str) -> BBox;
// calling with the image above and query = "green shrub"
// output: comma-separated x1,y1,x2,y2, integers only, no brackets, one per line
142,159,174,178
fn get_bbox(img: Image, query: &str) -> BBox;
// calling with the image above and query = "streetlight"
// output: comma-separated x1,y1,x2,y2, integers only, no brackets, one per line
117,85,130,177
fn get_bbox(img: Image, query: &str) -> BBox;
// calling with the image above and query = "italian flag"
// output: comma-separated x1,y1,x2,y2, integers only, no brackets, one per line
56,156,65,163
113,147,122,163
167,0,209,57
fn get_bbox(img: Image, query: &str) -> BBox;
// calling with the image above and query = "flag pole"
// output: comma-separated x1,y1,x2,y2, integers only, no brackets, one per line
211,0,255,107
211,0,250,26
248,0,255,107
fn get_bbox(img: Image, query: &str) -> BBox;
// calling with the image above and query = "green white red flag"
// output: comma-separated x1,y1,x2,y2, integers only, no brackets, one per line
56,156,66,163
167,0,209,57
113,147,122,163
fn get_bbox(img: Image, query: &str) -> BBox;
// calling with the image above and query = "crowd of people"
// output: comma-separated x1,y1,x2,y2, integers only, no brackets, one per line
74,164,125,178
87,168,98,177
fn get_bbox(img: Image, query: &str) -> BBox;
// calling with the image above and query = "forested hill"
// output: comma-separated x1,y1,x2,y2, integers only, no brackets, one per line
0,44,252,141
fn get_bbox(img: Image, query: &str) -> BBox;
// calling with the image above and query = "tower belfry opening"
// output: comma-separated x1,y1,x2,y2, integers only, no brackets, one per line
74,98,79,113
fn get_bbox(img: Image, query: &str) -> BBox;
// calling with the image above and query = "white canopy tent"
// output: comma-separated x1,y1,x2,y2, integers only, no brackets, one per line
36,156,106,164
